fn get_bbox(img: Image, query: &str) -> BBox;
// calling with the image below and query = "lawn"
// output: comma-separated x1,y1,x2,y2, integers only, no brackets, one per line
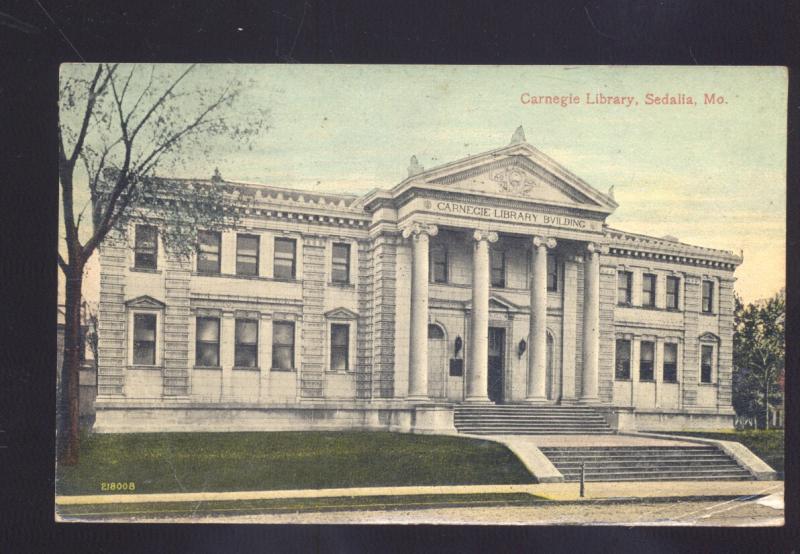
670,429,784,477
56,431,534,495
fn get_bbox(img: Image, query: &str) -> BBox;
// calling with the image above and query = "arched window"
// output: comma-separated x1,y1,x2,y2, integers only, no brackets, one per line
428,323,445,339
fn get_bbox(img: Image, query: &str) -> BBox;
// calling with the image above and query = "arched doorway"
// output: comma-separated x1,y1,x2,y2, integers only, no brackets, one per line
427,323,447,398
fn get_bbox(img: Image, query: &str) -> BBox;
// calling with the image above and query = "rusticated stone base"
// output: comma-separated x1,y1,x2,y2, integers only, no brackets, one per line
93,401,456,435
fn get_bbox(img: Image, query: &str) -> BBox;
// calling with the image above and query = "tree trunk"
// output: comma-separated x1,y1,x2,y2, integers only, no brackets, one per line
58,266,84,465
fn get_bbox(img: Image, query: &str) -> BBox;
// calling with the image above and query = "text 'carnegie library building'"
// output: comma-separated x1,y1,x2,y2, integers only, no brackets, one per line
95,128,742,434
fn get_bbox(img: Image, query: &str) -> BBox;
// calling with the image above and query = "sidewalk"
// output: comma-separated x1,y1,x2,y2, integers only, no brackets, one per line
56,480,784,506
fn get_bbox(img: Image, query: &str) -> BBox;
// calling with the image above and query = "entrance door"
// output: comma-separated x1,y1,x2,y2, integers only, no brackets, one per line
487,327,505,403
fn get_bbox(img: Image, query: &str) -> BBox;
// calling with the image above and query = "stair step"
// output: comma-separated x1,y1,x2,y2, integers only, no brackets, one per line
552,458,740,467
560,473,752,482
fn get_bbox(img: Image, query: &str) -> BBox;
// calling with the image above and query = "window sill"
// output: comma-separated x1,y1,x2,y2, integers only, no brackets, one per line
270,367,296,372
326,370,352,374
130,267,161,274
662,380,679,385
233,366,261,371
194,365,222,370
328,281,355,289
698,382,718,387
614,377,632,382
128,364,162,370
192,272,301,284
638,379,655,383
700,312,716,317
618,304,684,313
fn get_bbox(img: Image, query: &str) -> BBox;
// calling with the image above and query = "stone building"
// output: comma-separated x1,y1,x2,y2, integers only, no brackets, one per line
94,129,741,433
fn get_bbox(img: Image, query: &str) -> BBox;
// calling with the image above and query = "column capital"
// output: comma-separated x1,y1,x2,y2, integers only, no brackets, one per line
532,236,557,249
473,229,499,243
401,222,438,240
586,242,610,255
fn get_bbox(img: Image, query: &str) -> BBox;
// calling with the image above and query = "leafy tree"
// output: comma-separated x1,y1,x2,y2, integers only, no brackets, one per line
732,289,785,429
58,64,268,464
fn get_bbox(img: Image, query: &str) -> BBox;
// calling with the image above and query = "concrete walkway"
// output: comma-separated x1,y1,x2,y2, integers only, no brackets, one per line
55,480,783,506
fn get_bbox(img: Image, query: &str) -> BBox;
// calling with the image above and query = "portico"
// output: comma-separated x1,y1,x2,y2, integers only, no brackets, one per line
401,217,608,405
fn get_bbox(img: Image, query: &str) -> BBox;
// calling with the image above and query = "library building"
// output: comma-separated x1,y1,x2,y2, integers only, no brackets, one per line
94,127,742,435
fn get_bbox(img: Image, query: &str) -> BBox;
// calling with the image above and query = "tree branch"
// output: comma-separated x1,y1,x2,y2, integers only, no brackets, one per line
57,252,68,274
129,64,196,141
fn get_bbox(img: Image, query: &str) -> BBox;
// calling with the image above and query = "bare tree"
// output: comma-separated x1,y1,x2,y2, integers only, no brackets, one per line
58,64,268,464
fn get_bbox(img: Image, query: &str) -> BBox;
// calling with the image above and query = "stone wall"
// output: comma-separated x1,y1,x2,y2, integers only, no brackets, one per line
97,231,127,396
300,236,326,398
372,234,399,398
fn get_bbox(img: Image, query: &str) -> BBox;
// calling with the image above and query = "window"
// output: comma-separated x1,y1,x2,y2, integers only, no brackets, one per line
134,225,158,270
234,319,258,368
236,234,259,276
702,281,714,313
132,313,156,365
331,242,351,284
490,248,505,288
617,271,632,305
666,276,680,310
700,344,714,383
272,321,295,370
428,324,445,339
663,343,678,382
615,339,631,380
639,341,655,381
642,273,656,307
430,245,448,283
273,238,296,280
547,255,558,292
197,230,221,274
195,317,220,367
330,323,349,371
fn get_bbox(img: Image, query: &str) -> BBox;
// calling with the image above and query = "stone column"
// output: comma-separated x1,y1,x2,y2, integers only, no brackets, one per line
560,255,580,403
401,222,438,400
527,236,556,401
466,229,498,403
580,242,605,402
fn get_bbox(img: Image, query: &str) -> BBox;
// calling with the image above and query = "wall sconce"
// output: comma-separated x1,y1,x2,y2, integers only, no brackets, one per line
518,339,527,358
454,336,463,357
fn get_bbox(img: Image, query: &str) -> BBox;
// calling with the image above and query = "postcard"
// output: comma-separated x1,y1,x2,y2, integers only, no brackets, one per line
56,64,786,524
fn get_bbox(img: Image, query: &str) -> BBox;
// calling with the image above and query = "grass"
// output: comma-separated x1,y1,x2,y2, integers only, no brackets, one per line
56,431,534,496
669,429,784,477
57,492,545,520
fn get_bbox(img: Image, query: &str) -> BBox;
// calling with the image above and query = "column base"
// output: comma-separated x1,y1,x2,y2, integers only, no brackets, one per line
407,395,430,403
464,396,494,404
577,396,601,405
524,396,550,404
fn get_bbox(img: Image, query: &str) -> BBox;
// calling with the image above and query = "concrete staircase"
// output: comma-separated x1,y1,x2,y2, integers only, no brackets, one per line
538,445,754,482
453,404,614,435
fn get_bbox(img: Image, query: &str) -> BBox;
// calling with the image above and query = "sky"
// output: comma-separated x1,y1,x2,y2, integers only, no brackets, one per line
60,64,787,304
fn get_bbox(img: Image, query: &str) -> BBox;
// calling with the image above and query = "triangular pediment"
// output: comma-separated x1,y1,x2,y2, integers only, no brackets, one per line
324,307,359,320
431,155,596,206
395,140,618,214
699,332,720,342
125,295,166,309
488,294,522,312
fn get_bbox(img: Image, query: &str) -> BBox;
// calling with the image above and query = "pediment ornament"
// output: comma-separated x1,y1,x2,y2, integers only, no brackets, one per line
492,166,537,197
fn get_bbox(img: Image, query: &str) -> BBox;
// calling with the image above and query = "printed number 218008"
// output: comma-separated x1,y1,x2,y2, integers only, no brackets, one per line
100,482,136,492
